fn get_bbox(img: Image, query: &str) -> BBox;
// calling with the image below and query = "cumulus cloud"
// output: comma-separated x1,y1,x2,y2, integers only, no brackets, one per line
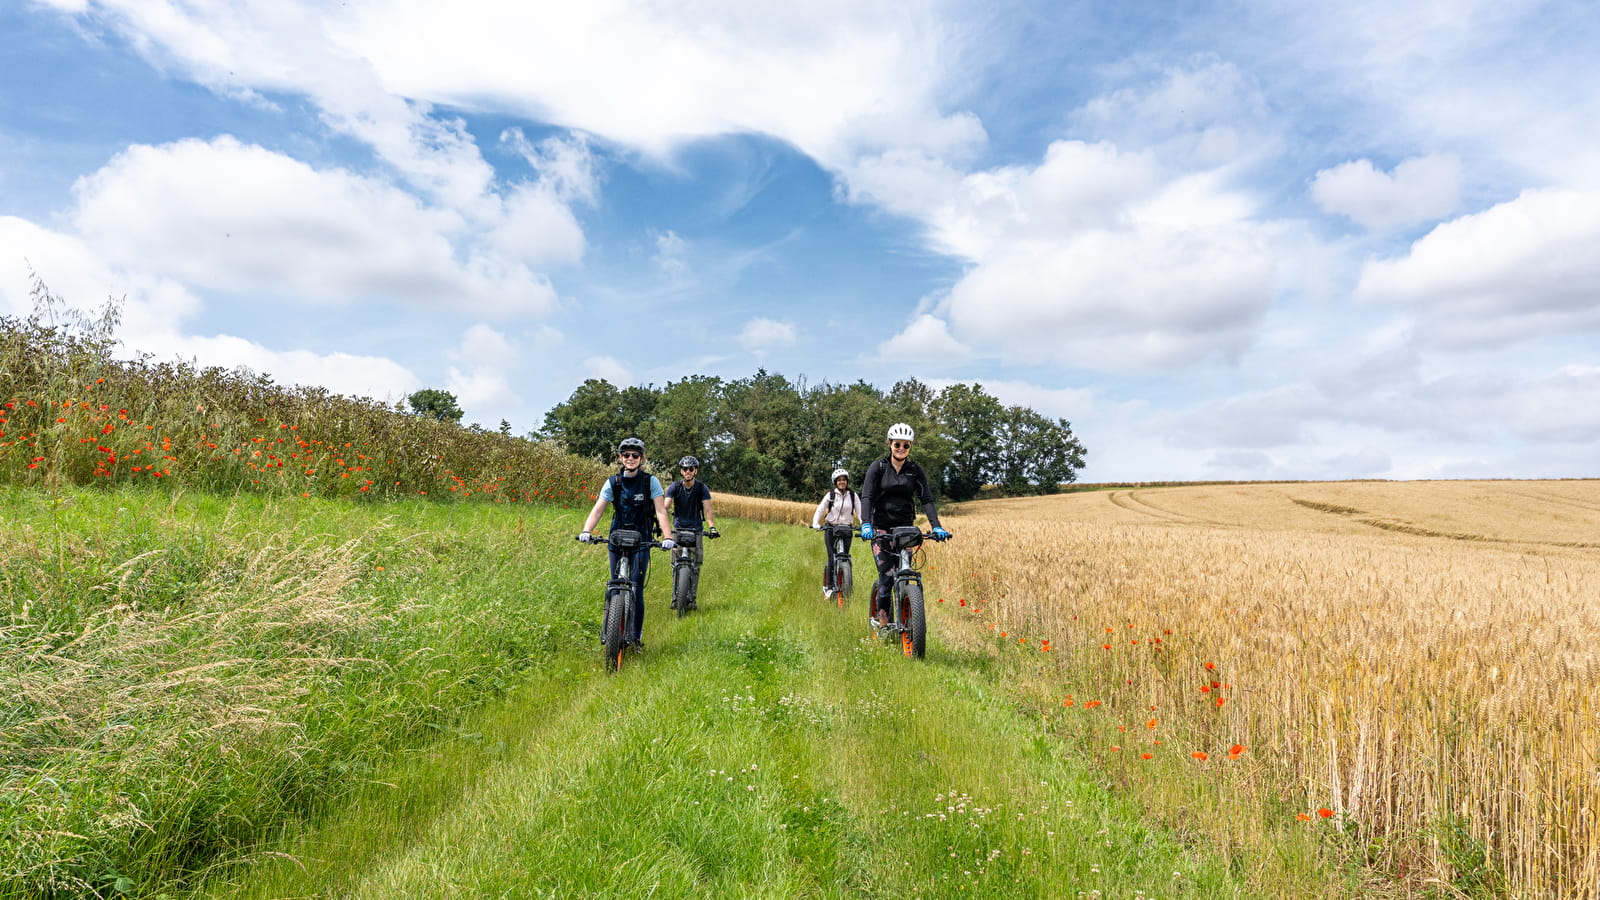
69,137,558,316
1311,154,1462,230
584,355,634,386
443,323,523,413
0,217,421,401
879,314,968,361
940,221,1277,371
1355,188,1600,345
860,69,1285,375
738,317,797,352
153,333,420,401
0,215,202,338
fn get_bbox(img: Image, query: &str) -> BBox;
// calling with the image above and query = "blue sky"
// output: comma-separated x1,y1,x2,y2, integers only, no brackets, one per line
4,0,1598,481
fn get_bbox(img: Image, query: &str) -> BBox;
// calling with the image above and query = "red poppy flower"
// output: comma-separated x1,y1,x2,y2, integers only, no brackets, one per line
1192,751,1209,761
1318,808,1334,818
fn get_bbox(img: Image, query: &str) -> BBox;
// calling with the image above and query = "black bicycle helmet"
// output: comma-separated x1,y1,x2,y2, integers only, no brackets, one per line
618,437,645,455
679,455,700,468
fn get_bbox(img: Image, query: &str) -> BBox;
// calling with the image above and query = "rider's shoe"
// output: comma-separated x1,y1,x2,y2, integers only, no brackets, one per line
626,639,644,652
875,609,889,628
687,599,697,610
823,587,834,600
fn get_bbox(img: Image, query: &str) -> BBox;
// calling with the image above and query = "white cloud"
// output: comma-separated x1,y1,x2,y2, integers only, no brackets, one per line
1311,155,1462,230
69,137,558,316
0,216,421,401
0,215,202,339
445,365,517,412
485,182,586,268
1355,188,1600,344
452,323,518,369
56,0,983,176
152,333,421,401
850,93,1283,374
583,355,634,386
941,222,1277,371
1073,59,1274,166
653,230,691,283
879,314,968,361
444,324,522,413
738,317,797,352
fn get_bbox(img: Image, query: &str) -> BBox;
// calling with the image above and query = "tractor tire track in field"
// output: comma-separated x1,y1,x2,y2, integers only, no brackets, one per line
1289,498,1600,549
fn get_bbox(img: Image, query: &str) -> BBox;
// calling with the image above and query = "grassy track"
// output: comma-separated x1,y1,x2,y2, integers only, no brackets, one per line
205,520,1259,899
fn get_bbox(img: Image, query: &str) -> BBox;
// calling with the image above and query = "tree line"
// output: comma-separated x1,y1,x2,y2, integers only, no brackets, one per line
535,371,1087,502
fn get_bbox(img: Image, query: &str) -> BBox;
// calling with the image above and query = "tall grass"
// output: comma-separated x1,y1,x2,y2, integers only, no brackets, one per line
0,280,625,896
939,490,1600,898
1,279,606,504
0,488,598,897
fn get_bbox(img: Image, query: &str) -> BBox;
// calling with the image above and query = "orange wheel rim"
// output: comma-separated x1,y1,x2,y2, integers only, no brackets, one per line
901,633,913,657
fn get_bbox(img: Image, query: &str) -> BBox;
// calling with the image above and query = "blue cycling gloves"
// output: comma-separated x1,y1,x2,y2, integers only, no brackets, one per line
931,526,951,540
860,524,875,540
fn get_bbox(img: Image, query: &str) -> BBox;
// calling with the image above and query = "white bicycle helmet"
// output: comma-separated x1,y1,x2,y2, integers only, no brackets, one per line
887,423,915,442
830,468,850,482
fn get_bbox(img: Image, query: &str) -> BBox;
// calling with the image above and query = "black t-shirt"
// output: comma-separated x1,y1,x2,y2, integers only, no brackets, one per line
666,479,711,529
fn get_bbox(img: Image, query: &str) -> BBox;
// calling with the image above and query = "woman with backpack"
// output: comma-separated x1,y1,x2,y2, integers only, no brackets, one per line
811,467,861,601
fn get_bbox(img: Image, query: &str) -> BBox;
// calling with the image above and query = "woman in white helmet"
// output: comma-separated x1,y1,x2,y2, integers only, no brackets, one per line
860,423,950,626
811,467,861,599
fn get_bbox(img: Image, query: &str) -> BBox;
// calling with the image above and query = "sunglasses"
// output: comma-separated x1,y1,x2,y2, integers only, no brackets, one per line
619,451,642,459
681,466,698,472
891,441,913,450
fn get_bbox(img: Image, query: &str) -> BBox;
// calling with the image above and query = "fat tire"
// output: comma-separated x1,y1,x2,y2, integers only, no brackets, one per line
836,560,852,603
674,566,694,618
905,581,926,659
603,590,628,673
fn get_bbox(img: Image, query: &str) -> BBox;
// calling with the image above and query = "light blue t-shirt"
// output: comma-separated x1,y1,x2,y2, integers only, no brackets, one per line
599,474,664,501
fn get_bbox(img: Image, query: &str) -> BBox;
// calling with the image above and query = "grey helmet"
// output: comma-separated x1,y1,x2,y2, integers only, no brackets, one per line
618,437,645,455
679,455,701,468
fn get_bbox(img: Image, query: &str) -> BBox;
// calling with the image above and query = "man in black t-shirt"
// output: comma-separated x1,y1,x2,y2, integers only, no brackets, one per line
664,456,720,581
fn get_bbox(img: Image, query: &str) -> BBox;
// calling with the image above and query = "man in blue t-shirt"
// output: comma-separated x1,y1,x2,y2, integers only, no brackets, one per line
578,437,677,648
664,456,720,607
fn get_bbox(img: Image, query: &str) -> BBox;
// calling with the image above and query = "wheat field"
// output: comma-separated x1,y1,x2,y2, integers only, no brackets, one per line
939,480,1600,898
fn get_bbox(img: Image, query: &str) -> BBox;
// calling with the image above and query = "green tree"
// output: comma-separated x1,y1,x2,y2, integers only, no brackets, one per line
653,375,724,478
996,407,1087,494
407,388,464,423
540,379,623,460
934,383,1005,501
799,380,893,492
715,370,806,498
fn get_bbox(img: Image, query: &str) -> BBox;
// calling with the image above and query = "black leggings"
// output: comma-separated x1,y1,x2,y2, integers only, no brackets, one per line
821,526,852,589
870,535,898,612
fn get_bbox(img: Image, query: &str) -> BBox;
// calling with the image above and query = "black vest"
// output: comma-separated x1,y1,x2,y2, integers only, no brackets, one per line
608,470,656,534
